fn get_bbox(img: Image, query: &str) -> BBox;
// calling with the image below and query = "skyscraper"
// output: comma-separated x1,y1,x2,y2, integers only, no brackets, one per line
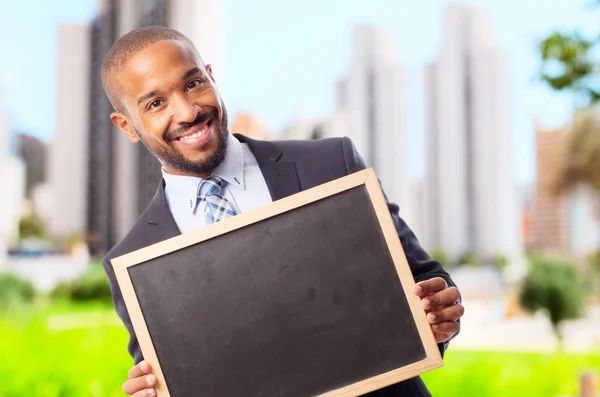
170,0,224,83
87,2,118,256
48,24,90,241
530,123,570,253
0,100,25,266
423,4,522,263
16,133,47,198
336,26,411,222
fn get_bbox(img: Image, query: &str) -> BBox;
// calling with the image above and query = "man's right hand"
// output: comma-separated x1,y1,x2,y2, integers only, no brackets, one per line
123,361,157,396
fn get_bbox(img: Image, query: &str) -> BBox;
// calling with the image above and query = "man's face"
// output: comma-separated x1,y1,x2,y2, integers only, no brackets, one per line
111,39,228,177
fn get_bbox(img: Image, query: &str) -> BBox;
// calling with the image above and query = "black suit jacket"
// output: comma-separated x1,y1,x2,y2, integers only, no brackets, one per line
103,134,455,396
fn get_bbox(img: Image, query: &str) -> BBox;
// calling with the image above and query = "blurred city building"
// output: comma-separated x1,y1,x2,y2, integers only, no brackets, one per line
530,123,570,254
336,26,411,225
0,95,26,266
48,24,90,247
531,121,600,257
279,109,348,142
16,133,47,198
279,26,413,226
422,4,523,266
569,187,600,256
518,183,535,250
229,112,271,140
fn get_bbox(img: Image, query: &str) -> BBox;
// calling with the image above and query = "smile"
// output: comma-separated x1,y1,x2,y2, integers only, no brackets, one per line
175,118,214,142
171,117,215,148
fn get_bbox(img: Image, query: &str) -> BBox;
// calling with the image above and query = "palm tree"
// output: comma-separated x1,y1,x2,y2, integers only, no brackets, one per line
551,108,600,196
538,15,600,250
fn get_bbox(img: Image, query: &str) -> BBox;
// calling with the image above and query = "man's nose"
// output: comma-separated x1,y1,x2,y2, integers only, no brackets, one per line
172,95,199,124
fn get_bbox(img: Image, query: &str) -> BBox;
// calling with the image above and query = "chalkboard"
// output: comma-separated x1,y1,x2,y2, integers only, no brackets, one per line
111,169,442,397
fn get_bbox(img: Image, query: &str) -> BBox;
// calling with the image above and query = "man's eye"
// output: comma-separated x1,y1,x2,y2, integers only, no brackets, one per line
149,100,162,109
187,79,202,90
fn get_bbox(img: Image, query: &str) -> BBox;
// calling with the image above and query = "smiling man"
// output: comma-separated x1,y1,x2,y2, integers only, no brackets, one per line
101,26,463,397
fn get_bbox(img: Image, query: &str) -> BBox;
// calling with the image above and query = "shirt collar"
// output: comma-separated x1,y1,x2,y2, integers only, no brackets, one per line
213,133,245,190
162,133,246,213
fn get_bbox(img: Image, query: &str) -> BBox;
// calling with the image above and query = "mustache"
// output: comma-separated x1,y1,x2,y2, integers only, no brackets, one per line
164,109,217,141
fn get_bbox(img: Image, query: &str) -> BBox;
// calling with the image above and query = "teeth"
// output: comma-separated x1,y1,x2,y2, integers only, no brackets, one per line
179,123,210,141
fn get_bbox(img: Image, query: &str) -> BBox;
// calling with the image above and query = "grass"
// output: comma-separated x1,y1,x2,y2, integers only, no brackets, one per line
423,349,600,397
0,303,598,396
0,303,131,397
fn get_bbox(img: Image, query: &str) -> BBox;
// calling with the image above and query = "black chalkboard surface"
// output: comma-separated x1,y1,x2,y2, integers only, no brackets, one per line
111,169,442,397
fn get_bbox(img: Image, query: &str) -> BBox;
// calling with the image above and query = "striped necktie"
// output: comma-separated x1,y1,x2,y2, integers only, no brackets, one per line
197,176,238,224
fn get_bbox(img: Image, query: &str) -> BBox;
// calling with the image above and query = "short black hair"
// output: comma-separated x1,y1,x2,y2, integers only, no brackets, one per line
101,26,199,112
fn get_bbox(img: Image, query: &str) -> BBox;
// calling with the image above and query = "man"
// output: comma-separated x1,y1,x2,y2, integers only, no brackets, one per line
101,26,464,397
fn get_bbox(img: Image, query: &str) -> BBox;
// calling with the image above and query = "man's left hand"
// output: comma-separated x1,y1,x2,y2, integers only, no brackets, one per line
414,277,464,343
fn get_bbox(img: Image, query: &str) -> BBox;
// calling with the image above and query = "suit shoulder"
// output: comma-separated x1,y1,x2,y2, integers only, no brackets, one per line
267,137,354,188
270,137,354,168
271,136,345,155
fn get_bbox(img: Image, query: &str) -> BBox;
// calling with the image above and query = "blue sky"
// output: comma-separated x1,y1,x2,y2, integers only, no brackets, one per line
0,0,596,183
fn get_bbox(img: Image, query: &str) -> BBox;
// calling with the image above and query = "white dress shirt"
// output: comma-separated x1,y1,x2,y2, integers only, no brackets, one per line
163,133,273,233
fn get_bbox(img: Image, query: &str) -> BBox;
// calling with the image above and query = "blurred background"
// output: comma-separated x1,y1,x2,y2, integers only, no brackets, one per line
0,0,599,396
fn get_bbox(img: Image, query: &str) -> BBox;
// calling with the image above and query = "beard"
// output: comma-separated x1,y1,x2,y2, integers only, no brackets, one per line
135,105,229,176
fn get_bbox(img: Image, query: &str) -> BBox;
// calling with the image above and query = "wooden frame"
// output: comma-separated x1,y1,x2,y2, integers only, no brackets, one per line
111,168,443,397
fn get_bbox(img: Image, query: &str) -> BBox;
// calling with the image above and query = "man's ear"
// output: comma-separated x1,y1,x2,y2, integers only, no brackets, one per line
110,112,139,143
206,64,215,83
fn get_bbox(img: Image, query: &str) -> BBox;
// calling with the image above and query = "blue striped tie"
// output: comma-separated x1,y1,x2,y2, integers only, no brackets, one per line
197,176,238,224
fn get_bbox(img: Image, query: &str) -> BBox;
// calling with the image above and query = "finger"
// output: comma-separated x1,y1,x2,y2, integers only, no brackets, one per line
432,321,460,335
427,304,465,324
132,389,156,397
434,331,454,343
422,287,460,310
123,374,156,395
414,277,448,296
128,361,151,379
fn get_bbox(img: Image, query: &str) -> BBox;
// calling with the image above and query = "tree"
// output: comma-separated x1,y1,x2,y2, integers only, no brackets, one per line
457,251,479,268
539,31,599,107
588,250,600,295
492,254,509,271
519,258,584,348
430,248,450,268
550,108,600,195
18,214,47,240
538,6,600,249
0,273,36,311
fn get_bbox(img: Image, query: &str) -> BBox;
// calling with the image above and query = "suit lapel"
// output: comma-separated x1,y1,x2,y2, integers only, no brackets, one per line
235,133,301,201
144,134,301,239
145,182,182,243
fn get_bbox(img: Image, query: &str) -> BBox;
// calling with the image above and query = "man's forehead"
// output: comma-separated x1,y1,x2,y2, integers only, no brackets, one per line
117,39,202,93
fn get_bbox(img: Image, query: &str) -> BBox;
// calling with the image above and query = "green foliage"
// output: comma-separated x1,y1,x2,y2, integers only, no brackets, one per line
539,31,598,105
18,214,47,240
0,273,36,310
457,251,479,267
430,248,450,267
50,263,112,304
587,250,600,295
492,254,509,271
519,258,584,343
589,250,600,273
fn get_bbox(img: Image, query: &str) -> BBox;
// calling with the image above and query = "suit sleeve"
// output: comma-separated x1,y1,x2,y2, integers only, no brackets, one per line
103,257,144,364
340,136,459,356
